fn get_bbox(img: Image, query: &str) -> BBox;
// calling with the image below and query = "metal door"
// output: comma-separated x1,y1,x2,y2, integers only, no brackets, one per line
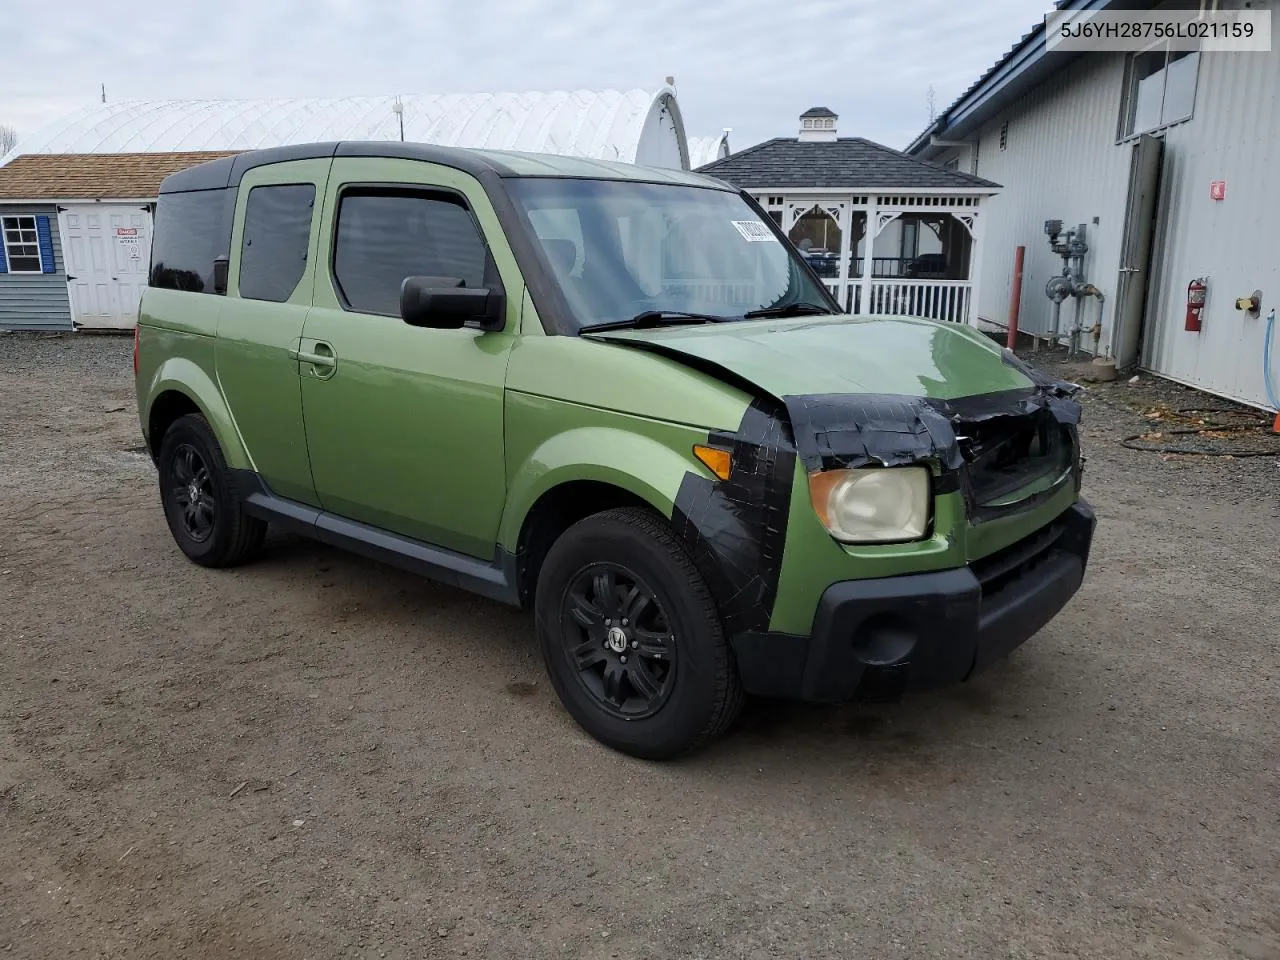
58,204,153,329
1111,134,1164,369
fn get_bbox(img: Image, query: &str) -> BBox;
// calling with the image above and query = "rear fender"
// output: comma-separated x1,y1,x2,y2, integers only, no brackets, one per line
143,356,253,471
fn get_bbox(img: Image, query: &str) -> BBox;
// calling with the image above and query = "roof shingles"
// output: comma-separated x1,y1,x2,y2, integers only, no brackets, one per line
697,137,1000,191
0,152,237,201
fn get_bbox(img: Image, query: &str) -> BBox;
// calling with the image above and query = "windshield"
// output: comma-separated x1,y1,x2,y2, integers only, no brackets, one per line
506,178,835,330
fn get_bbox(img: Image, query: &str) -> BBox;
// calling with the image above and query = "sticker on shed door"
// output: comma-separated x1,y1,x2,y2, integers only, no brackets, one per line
59,204,153,329
115,227,141,259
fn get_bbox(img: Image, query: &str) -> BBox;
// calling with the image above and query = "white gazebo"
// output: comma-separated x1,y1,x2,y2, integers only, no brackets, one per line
698,107,1002,325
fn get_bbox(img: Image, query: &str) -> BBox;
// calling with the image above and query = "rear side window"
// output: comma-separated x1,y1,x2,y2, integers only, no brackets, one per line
238,184,316,302
150,188,232,293
332,190,490,317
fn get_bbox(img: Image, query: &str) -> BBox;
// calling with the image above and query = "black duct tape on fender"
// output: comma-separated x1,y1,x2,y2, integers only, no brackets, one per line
672,398,796,637
1000,347,1084,425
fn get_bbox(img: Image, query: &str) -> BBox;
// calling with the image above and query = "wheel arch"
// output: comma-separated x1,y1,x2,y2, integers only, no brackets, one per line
511,479,657,607
142,357,252,470
501,427,702,607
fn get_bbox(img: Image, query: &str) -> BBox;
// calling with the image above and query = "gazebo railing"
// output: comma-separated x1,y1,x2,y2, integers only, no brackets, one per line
868,279,972,324
820,279,972,323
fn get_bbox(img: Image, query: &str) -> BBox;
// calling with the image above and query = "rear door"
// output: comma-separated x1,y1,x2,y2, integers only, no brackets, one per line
215,158,333,506
296,157,519,559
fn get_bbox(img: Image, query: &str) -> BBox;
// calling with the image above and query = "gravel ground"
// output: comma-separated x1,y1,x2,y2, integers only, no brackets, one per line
1,331,1278,960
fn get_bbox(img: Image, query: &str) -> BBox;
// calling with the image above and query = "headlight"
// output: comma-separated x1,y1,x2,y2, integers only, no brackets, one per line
808,466,931,544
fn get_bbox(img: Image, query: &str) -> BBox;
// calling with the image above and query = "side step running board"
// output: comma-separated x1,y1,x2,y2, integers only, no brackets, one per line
231,470,520,607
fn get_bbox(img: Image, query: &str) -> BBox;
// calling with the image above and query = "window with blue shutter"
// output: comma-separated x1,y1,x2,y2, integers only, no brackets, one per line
1,215,46,273
36,215,56,273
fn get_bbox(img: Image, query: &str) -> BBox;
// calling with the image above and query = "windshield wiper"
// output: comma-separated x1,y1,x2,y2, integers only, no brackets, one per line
583,310,729,332
742,302,834,320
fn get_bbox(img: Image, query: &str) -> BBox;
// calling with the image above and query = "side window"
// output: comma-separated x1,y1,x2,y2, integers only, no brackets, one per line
150,188,232,293
1119,45,1199,139
332,190,491,317
239,183,316,302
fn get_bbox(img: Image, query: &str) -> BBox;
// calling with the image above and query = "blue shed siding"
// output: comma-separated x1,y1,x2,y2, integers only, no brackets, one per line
0,204,73,331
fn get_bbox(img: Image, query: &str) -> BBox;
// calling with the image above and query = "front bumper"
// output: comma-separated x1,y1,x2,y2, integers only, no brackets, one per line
730,499,1097,702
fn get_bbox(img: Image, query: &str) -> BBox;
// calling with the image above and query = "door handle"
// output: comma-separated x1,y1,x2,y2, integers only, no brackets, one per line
290,341,337,378
293,349,335,366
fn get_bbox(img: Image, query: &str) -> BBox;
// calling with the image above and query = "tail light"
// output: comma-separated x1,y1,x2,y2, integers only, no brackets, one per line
133,325,140,376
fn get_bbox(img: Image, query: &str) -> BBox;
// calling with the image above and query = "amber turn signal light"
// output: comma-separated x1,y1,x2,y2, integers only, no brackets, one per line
692,444,732,480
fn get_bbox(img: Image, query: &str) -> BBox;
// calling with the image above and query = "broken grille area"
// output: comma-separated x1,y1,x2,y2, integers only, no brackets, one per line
957,410,1074,507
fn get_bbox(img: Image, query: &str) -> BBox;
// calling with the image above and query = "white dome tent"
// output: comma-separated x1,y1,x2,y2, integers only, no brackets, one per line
687,131,732,169
3,87,692,170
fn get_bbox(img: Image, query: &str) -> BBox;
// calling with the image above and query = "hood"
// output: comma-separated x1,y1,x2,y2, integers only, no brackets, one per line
584,314,1033,402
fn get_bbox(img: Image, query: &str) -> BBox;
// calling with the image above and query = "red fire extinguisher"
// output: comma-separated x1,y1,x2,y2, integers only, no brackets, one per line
1185,278,1207,332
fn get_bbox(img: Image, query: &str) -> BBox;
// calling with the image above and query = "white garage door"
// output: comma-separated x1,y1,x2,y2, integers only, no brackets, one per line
58,204,153,330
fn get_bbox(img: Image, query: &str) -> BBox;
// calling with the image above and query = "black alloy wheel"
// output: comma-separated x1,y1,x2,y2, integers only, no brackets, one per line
561,562,677,720
157,412,266,568
534,507,743,760
168,442,217,542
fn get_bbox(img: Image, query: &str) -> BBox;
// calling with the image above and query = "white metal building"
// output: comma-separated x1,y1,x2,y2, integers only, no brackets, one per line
908,0,1280,410
0,87,694,331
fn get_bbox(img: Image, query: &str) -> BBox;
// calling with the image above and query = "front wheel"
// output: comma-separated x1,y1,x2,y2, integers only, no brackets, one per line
157,413,266,568
534,507,743,760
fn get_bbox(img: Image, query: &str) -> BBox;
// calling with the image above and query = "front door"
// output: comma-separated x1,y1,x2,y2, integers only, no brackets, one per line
298,158,519,560
1111,133,1164,369
58,203,152,329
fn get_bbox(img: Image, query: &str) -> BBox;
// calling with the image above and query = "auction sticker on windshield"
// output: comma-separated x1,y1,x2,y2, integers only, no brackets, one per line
731,220,779,242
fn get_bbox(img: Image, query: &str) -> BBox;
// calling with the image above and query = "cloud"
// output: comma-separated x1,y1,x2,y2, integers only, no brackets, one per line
0,0,1047,152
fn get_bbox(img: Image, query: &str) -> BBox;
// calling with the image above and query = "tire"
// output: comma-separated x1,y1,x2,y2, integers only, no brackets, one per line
157,413,266,568
534,507,744,760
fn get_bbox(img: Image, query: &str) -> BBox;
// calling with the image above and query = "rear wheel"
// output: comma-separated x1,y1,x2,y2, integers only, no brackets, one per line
535,507,743,760
157,413,266,568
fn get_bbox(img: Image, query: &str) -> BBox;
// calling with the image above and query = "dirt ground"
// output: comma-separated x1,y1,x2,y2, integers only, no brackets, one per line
2,331,1278,960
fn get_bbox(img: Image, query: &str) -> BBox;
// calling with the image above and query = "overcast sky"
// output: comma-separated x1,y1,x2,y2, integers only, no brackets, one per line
1,0,1046,154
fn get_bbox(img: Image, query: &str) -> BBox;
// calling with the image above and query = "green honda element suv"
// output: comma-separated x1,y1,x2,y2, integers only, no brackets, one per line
135,142,1095,760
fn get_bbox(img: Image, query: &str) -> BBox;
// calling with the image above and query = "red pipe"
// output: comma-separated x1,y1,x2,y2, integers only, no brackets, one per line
1007,245,1025,350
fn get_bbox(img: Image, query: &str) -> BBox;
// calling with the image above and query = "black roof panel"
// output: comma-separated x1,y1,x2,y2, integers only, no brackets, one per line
696,137,1001,190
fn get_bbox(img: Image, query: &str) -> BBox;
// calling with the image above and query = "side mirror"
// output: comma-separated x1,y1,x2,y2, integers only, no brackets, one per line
212,256,229,296
400,276,504,331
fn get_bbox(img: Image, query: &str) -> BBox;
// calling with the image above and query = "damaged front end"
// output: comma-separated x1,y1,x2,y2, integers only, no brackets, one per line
666,348,1095,704
781,349,1085,528
578,313,1100,703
